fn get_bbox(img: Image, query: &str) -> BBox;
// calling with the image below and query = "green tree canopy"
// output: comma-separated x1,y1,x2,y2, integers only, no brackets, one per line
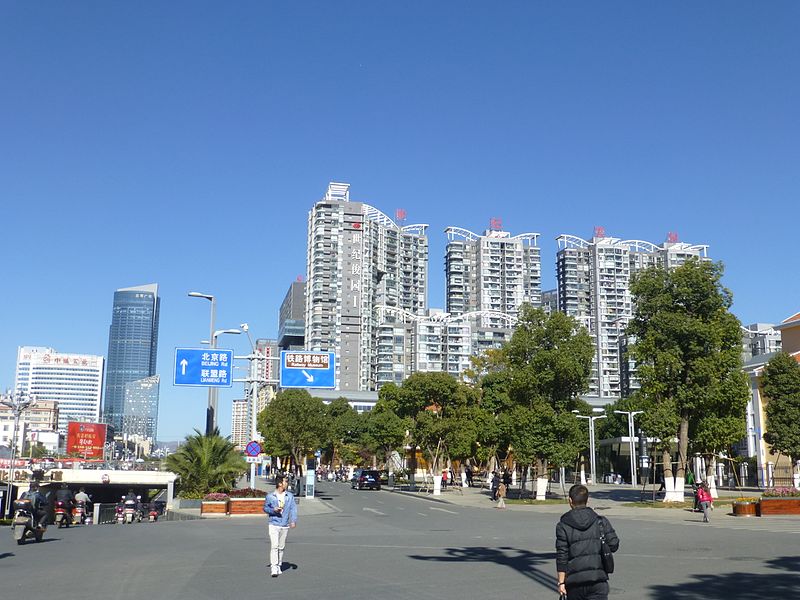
165,428,246,497
761,352,800,462
257,389,328,473
628,259,750,493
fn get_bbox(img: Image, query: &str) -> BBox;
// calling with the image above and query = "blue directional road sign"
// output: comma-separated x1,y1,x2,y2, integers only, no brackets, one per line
280,351,335,389
174,348,234,387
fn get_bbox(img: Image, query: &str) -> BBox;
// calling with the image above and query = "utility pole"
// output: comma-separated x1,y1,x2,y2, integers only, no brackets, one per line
2,391,36,518
614,410,644,486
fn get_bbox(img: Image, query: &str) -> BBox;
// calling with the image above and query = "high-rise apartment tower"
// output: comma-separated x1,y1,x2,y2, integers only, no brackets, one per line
306,182,428,390
556,231,708,400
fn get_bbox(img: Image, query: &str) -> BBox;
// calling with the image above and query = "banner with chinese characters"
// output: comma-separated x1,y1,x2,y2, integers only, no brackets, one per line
66,422,107,458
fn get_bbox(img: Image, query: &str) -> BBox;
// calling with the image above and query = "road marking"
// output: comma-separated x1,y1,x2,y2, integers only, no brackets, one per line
362,507,386,516
417,512,428,517
429,507,458,515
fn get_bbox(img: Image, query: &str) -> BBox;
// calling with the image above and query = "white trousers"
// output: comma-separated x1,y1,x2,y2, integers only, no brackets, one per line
268,524,289,569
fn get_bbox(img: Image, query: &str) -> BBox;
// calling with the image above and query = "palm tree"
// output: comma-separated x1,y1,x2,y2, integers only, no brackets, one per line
166,428,247,496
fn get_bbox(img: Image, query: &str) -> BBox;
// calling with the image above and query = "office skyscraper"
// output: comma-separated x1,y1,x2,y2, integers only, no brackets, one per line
278,280,306,351
122,375,160,443
103,284,160,432
306,182,428,390
14,346,104,434
556,230,708,400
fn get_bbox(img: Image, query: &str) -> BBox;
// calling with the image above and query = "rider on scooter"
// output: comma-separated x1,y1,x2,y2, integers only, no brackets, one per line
20,482,48,528
55,483,75,524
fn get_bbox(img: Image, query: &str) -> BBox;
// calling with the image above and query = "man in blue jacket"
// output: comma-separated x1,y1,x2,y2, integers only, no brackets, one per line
556,484,619,600
263,474,298,577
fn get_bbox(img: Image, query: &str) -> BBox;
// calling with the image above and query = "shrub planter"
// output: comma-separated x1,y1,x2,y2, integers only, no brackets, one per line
758,498,800,516
228,497,265,515
200,500,229,515
732,501,758,517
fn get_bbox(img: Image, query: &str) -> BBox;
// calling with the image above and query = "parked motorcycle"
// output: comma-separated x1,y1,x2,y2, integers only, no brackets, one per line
11,499,46,544
54,500,71,528
73,500,87,525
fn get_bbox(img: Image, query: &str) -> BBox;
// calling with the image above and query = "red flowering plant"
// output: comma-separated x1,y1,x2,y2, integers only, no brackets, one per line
762,487,800,498
228,488,266,499
202,492,230,501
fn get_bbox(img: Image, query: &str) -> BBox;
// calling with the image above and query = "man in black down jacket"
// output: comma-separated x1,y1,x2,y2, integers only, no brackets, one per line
556,484,620,600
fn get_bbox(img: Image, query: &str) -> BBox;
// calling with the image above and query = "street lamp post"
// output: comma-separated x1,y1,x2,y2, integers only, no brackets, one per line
208,328,242,434
2,390,36,518
188,292,217,435
574,410,606,485
614,410,644,486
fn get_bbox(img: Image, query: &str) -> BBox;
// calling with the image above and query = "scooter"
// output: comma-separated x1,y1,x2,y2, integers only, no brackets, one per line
115,503,125,524
123,499,138,524
11,499,46,545
73,501,87,525
148,506,159,522
54,500,71,528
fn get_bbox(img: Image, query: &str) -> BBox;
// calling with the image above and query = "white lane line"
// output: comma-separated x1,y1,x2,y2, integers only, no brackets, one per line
417,512,428,517
397,507,405,510
429,507,458,515
363,507,386,516
376,500,385,504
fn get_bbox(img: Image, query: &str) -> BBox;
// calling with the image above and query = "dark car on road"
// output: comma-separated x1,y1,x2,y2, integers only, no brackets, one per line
351,469,382,490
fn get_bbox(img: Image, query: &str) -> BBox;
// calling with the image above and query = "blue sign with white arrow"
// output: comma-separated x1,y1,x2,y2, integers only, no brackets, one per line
174,348,234,387
280,351,335,389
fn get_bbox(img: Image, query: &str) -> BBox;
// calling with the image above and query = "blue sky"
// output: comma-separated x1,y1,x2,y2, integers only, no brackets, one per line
2,2,799,440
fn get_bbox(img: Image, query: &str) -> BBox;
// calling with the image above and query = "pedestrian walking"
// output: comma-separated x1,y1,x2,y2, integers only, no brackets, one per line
496,481,507,509
263,474,298,577
490,471,500,501
465,465,473,487
697,481,713,523
556,484,620,600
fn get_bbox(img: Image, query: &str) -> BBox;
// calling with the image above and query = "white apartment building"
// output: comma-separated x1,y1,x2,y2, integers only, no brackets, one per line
306,182,429,391
14,346,104,434
230,399,250,450
374,306,515,385
556,232,709,401
445,227,541,317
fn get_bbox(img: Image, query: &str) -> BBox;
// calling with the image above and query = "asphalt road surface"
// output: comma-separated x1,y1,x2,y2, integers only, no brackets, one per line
1,482,798,599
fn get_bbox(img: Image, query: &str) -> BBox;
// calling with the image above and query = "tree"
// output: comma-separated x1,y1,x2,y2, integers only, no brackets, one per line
165,429,247,497
257,389,328,475
325,397,362,467
628,259,750,501
362,400,410,470
761,352,800,470
498,306,594,480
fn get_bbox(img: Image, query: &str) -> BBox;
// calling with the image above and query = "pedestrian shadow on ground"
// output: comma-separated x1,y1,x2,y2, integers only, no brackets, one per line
649,555,800,599
408,547,558,592
0,553,14,560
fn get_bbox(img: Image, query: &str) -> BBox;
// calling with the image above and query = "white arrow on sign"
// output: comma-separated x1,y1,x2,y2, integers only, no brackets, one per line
180,358,188,375
301,370,314,383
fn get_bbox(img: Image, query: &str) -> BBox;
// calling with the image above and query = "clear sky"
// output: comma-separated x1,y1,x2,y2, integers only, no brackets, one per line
2,2,799,441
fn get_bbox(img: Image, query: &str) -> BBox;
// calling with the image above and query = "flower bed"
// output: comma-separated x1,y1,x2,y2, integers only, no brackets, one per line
200,493,230,515
758,488,800,516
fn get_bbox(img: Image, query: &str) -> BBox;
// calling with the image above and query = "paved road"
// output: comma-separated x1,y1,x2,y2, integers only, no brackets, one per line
1,482,798,599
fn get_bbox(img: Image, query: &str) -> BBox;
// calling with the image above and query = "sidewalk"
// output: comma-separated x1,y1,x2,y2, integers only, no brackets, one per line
391,482,800,533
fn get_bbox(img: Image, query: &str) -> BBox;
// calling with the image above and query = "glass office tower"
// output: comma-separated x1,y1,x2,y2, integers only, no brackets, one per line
122,375,160,442
103,284,160,432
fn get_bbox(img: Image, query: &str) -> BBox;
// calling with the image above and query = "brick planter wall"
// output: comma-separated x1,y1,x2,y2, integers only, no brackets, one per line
228,498,265,515
200,501,229,515
758,498,800,516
